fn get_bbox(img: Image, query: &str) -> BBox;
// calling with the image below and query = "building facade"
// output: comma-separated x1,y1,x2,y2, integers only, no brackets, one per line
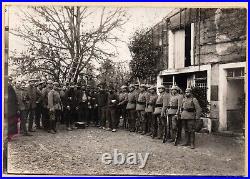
150,8,246,132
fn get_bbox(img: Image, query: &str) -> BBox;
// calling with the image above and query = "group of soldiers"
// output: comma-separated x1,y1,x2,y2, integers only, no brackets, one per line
9,77,202,149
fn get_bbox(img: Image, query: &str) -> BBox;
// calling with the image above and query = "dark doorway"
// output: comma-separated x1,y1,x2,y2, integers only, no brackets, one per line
185,24,191,67
175,74,187,93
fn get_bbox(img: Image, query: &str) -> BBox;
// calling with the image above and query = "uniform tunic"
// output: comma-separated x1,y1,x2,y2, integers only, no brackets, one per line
167,94,183,115
48,89,62,111
145,93,158,113
154,92,169,115
180,97,202,120
126,91,137,110
119,92,128,105
136,91,147,111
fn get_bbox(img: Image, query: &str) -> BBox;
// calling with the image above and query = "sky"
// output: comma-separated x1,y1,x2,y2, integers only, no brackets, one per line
8,6,173,70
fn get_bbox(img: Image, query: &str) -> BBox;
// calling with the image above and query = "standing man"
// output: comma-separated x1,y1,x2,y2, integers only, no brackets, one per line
35,81,44,129
78,86,88,124
135,84,147,134
48,82,62,133
145,86,157,136
180,88,202,149
166,85,183,143
118,85,128,129
153,85,169,139
107,87,119,132
41,80,53,131
16,81,32,136
97,84,109,130
126,84,137,132
27,79,38,132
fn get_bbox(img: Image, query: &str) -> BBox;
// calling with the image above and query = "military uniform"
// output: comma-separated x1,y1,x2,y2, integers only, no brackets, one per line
118,86,128,129
135,85,147,133
145,87,157,136
153,85,169,139
180,88,202,149
126,85,137,132
35,83,43,129
41,80,53,130
16,84,31,136
48,83,62,133
167,87,183,143
65,86,78,130
27,80,38,132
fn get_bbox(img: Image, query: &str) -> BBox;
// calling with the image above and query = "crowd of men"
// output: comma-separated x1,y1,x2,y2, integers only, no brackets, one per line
7,77,202,149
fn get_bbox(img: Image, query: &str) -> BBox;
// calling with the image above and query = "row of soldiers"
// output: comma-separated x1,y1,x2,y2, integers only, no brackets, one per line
115,83,202,149
13,78,201,149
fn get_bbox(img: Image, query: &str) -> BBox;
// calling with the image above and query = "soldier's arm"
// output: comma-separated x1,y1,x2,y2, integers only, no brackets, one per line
162,94,169,116
193,98,202,119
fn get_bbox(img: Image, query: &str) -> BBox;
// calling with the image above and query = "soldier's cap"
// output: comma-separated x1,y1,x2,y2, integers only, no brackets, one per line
146,84,151,88
121,85,127,89
140,84,147,88
171,85,179,91
134,83,139,86
185,88,192,93
53,82,59,86
9,76,13,81
47,80,53,84
129,84,135,88
158,85,166,89
149,86,156,90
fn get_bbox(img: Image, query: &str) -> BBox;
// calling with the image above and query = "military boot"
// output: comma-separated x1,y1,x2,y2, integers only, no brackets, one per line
190,132,195,149
181,131,190,146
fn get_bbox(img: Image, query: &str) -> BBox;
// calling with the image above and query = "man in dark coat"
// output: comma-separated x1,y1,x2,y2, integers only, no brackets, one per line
97,84,109,129
107,87,119,132
8,77,19,140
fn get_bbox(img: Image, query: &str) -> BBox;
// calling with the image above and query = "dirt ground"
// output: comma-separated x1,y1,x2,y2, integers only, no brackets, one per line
7,125,245,176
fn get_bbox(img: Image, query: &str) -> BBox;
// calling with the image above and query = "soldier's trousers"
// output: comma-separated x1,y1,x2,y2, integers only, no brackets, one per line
48,110,59,131
92,107,99,126
157,114,164,139
136,110,145,132
145,112,153,134
42,107,49,130
182,119,196,145
20,110,28,134
167,114,175,139
99,106,107,127
151,114,158,137
35,103,42,128
118,105,128,128
65,109,75,128
78,103,88,122
127,109,136,131
171,115,182,141
108,108,118,129
28,108,36,131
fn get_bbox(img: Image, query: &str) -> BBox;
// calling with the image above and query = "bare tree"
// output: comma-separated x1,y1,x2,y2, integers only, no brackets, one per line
10,6,128,83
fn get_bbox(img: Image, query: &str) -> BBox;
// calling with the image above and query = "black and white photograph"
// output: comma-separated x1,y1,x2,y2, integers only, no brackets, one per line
3,2,247,176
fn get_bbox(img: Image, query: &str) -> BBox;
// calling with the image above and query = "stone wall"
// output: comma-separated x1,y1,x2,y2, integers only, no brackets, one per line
195,8,247,65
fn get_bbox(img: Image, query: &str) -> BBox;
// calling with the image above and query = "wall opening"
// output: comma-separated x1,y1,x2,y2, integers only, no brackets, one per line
185,24,191,67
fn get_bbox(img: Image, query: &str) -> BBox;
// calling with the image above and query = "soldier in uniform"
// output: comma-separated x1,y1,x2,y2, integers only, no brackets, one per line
180,88,202,149
126,84,137,132
48,82,62,133
107,87,119,132
27,79,39,132
16,81,32,136
145,86,157,136
41,80,53,131
165,85,183,143
135,84,148,134
153,85,169,139
118,85,128,129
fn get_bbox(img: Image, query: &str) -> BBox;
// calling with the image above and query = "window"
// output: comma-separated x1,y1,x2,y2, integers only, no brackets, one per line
194,71,207,90
163,75,173,93
227,68,244,79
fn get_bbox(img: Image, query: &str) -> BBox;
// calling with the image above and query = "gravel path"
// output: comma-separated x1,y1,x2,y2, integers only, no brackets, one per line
7,126,245,176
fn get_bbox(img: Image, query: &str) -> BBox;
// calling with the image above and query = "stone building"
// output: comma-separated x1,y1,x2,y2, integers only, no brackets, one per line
150,8,246,132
